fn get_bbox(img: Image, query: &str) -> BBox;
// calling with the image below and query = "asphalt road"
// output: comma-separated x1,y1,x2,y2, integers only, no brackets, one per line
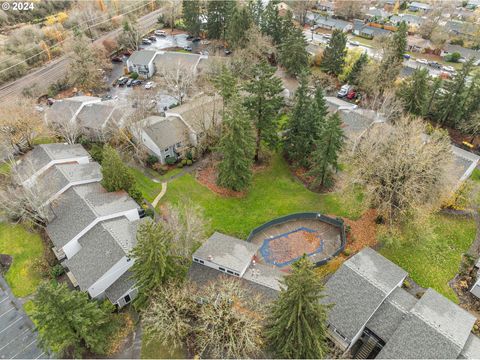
0,9,162,104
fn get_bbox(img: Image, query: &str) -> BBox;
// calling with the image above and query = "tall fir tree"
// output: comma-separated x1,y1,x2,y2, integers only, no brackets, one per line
217,95,255,191
425,76,443,116
101,145,141,202
260,1,283,44
397,67,429,116
284,76,328,167
266,255,330,359
308,112,344,188
247,0,264,26
391,21,408,61
214,65,238,108
320,29,348,76
32,282,117,357
206,0,235,40
226,5,252,49
345,52,369,85
243,61,284,161
182,0,202,36
130,219,178,307
434,58,474,126
279,27,309,77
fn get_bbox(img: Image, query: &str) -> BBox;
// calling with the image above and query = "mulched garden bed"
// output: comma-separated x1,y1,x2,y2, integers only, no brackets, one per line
196,163,246,198
343,209,378,253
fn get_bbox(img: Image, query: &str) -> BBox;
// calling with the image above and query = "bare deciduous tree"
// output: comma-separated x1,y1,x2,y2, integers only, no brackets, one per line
350,117,454,223
0,97,45,154
158,61,197,105
47,107,82,144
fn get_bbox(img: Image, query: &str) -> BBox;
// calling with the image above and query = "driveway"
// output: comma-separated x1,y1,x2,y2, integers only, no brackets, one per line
0,276,46,359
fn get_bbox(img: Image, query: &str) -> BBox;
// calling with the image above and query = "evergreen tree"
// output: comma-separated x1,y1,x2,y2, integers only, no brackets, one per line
345,52,368,85
397,68,429,116
391,21,408,61
226,5,251,49
279,27,309,77
434,59,474,126
206,0,234,40
284,76,328,167
243,61,284,161
308,112,344,188
214,65,238,106
266,255,330,359
321,29,348,76
247,0,264,26
424,76,443,116
182,0,202,36
260,1,283,44
130,219,178,307
32,282,117,357
101,145,142,202
217,95,255,191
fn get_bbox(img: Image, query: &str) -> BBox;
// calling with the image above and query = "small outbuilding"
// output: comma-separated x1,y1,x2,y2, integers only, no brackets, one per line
126,50,157,79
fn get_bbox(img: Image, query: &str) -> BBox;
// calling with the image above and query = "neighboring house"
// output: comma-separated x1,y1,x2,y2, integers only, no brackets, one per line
315,16,353,32
140,95,222,163
126,50,157,79
64,217,145,303
154,51,207,73
316,0,334,12
46,182,139,260
407,35,434,52
467,0,480,9
441,44,480,65
44,96,102,127
276,2,290,17
445,20,477,40
408,1,431,12
365,8,391,21
15,143,91,187
353,19,392,38
37,162,102,206
389,13,424,30
189,239,480,358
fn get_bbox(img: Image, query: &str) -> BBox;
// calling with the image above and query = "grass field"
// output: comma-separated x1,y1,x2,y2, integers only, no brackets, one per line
0,223,44,297
141,337,186,359
160,155,365,239
130,167,163,203
380,214,476,302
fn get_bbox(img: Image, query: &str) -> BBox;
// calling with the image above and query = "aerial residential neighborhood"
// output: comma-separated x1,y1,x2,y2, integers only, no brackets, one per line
1,0,480,359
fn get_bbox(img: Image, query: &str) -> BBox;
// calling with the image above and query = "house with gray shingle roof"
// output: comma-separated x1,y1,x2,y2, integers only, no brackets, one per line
46,182,139,260
15,143,91,187
126,50,157,78
408,1,431,12
139,95,222,163
315,16,353,32
64,217,144,300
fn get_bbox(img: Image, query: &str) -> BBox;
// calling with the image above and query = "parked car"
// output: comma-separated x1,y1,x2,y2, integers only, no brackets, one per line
117,76,128,86
144,81,154,89
101,95,112,101
142,38,152,45
148,36,157,42
183,46,192,51
346,89,357,100
132,79,143,86
442,65,455,73
337,84,352,98
428,61,442,69
126,78,134,87
111,56,123,63
154,30,166,36
192,37,201,42
323,33,332,39
416,58,428,65
349,40,360,46
224,49,232,55
403,54,411,60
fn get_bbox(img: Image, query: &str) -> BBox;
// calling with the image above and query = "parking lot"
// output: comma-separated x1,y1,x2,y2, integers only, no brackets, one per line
0,276,45,359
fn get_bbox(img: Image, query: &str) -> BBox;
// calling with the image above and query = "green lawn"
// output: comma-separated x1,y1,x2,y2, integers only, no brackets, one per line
130,167,163,203
0,223,44,297
160,155,365,239
380,214,476,302
141,337,186,359
0,162,11,176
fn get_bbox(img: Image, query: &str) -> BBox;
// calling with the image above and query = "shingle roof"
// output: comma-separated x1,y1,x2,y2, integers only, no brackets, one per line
409,2,431,10
105,270,136,304
39,162,102,202
77,102,117,130
128,50,157,66
166,95,222,134
444,44,480,60
155,51,203,70
46,183,138,248
143,116,189,149
322,247,407,343
44,97,101,125
460,334,480,359
188,262,279,301
366,287,418,342
15,144,90,181
316,16,352,30
64,217,142,290
192,232,260,273
377,288,476,359
243,263,284,291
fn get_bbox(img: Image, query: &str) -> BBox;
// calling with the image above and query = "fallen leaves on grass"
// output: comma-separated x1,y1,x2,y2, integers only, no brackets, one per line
344,209,378,253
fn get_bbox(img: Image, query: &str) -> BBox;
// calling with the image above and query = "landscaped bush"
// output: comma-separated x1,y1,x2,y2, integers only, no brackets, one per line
152,162,168,175
177,162,184,168
128,185,143,204
130,72,139,79
450,38,464,46
89,144,104,163
144,208,155,218
186,159,193,166
50,264,65,278
146,154,159,167
445,52,461,63
165,157,177,165
181,159,188,166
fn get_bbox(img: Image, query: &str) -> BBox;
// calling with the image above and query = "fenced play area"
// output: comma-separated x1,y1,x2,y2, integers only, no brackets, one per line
248,213,346,268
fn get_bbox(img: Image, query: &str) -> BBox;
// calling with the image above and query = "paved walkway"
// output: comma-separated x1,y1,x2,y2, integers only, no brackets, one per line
151,182,167,208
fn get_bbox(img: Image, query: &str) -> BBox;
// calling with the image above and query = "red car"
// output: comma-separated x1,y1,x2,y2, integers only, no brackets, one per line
346,89,357,100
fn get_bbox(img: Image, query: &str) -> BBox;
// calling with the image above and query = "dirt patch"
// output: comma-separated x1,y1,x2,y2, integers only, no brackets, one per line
196,163,245,198
107,311,135,357
344,209,378,253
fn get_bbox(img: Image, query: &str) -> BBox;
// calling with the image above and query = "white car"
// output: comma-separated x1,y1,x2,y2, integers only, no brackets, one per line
154,30,166,36
442,65,455,73
322,33,332,39
144,81,154,89
416,58,429,65
349,40,360,46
